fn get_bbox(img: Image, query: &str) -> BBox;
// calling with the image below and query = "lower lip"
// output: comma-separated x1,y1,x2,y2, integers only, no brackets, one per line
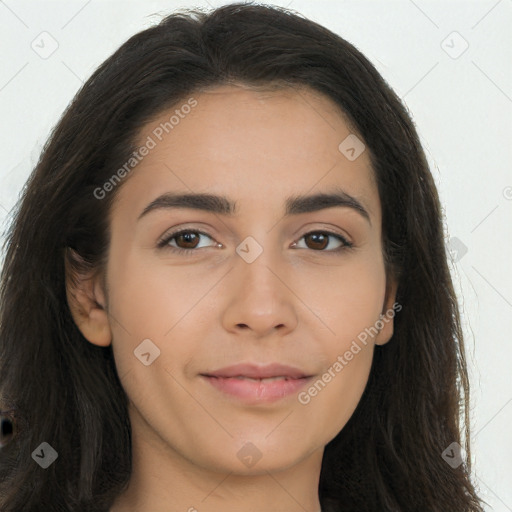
202,375,312,403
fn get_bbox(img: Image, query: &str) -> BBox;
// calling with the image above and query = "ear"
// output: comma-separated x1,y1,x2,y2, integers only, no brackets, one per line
374,276,399,346
64,248,112,347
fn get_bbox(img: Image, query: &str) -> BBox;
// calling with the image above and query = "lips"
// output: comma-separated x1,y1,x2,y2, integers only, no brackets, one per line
200,363,314,403
202,363,311,380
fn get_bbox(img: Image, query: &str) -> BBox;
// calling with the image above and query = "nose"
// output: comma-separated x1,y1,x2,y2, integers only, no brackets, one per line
220,247,298,339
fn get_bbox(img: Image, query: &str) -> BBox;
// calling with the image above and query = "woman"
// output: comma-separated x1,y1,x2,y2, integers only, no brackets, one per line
0,3,483,511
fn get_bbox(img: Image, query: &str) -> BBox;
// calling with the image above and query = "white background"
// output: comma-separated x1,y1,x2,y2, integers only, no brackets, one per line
0,0,511,509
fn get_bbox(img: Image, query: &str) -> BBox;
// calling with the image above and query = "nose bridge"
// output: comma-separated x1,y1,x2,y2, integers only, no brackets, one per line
221,232,298,335
235,234,283,303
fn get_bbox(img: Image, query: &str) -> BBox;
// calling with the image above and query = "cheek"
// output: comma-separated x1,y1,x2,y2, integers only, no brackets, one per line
106,244,202,335
292,253,385,425
295,253,387,343
297,342,374,446
105,250,181,368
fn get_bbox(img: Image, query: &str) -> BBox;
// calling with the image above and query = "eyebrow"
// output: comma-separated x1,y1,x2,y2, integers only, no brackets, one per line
137,187,371,225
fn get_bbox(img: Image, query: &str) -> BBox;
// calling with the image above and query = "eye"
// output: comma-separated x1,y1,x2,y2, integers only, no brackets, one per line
157,229,218,254
292,231,353,252
157,228,353,255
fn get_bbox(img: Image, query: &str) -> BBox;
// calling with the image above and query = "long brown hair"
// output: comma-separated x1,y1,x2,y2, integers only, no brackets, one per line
0,3,483,510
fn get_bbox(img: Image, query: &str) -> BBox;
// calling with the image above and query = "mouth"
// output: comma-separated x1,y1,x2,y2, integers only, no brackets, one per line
200,363,314,403
221,375,302,381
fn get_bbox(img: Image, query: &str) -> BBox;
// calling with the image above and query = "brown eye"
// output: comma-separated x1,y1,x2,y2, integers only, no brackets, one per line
304,232,329,250
174,232,201,249
294,231,352,252
157,229,218,253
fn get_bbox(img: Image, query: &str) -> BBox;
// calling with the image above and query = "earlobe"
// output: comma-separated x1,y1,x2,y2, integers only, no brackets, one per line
64,249,112,347
375,276,399,346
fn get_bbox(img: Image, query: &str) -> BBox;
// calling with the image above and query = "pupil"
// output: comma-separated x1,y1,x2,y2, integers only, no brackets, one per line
180,233,198,248
309,233,327,249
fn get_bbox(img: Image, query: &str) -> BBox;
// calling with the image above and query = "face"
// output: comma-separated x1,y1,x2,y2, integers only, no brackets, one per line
69,84,396,476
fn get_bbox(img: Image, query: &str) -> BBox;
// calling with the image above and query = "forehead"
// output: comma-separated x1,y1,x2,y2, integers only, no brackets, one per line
113,84,379,221
138,84,361,160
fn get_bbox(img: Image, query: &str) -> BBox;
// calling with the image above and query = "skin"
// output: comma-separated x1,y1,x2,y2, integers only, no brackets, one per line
67,84,397,512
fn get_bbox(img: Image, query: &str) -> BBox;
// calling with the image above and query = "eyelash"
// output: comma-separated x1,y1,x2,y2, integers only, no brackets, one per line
157,228,354,255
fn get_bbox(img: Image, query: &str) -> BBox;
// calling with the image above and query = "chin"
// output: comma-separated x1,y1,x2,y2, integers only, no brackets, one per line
191,440,312,476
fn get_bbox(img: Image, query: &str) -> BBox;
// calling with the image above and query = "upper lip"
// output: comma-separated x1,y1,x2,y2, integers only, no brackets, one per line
202,363,311,379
